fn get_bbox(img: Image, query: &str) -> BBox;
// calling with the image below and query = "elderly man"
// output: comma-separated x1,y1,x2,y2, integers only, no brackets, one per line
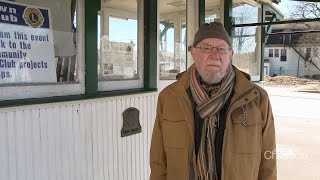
150,22,277,180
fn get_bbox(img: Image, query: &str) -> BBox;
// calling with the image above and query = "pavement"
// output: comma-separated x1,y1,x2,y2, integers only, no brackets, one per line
265,86,320,180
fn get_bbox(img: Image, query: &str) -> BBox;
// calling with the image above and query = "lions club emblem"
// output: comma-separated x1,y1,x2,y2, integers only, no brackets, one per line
23,7,44,28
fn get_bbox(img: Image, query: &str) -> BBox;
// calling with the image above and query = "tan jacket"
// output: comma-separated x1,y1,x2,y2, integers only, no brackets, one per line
150,66,277,180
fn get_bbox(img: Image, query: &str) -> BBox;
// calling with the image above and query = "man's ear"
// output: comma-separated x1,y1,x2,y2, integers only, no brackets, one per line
190,47,194,57
230,50,234,57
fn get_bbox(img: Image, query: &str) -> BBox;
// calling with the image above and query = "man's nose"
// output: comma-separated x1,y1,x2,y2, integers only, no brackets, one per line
208,48,219,58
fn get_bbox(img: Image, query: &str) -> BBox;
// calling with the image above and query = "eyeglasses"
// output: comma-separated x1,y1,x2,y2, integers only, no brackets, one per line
194,45,231,54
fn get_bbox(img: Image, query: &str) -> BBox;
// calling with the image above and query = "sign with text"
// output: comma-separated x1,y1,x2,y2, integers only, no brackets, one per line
0,0,56,84
100,36,135,77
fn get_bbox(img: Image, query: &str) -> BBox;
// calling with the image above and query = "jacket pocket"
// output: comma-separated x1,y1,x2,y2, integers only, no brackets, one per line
231,106,262,154
162,119,187,149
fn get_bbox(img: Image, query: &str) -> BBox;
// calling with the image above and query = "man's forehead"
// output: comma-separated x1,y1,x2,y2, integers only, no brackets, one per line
198,38,229,46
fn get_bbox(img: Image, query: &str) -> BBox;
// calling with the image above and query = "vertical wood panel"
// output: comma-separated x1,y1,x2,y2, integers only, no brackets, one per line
53,106,62,180
72,104,82,180
66,105,75,180
40,108,49,180
92,102,98,180
122,98,128,180
130,97,136,180
31,109,41,180
79,103,87,180
137,96,142,180
85,103,93,180
117,99,123,180
96,101,104,180
24,110,33,180
7,112,17,180
144,96,149,180
102,101,108,180
15,110,27,180
0,113,9,180
46,108,57,180
106,100,114,180
60,105,70,180
1,93,158,180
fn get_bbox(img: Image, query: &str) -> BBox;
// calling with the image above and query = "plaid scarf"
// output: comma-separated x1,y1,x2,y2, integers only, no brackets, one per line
189,64,235,180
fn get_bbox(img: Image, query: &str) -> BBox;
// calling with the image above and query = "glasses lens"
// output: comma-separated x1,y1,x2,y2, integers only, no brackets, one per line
200,46,212,53
217,46,229,54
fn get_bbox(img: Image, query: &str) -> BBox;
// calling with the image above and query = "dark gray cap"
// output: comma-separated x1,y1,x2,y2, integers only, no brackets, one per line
188,22,232,51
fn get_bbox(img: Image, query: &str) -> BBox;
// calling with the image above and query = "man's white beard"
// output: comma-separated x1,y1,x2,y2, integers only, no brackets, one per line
199,70,226,85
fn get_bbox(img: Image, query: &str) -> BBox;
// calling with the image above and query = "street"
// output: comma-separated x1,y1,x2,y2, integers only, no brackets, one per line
266,86,320,180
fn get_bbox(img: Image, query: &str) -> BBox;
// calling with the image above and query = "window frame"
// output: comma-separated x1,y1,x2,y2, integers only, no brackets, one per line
97,5,144,91
0,0,158,108
230,2,320,81
158,2,188,80
280,49,287,61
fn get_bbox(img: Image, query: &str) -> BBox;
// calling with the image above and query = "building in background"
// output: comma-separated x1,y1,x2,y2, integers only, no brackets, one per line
265,23,320,78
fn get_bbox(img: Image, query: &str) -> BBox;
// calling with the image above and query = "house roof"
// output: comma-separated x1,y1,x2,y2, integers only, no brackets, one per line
266,22,320,46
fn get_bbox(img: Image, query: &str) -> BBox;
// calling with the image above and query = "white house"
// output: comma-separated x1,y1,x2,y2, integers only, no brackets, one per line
264,23,320,78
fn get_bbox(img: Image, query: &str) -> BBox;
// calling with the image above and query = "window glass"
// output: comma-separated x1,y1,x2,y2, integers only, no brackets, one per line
205,0,221,23
274,0,320,21
280,49,287,61
0,0,78,85
275,49,279,57
98,1,140,81
269,49,273,57
232,25,261,80
159,0,187,79
233,2,261,24
306,47,311,60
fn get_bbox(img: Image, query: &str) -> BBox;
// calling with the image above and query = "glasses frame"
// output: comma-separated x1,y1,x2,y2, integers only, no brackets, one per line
194,45,232,54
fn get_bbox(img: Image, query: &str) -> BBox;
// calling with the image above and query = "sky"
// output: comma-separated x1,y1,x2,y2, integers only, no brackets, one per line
275,0,294,18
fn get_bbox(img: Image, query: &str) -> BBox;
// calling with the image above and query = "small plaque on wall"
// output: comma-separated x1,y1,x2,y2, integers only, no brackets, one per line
121,107,142,137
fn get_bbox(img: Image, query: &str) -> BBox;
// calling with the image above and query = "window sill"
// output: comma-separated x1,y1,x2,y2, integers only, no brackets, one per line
0,88,158,109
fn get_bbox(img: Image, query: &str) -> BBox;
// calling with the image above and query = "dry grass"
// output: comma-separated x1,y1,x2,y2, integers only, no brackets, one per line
265,75,320,86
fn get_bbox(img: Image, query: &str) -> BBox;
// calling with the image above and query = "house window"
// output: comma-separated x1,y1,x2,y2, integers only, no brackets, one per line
280,49,287,61
275,49,279,57
306,48,311,60
313,48,319,57
269,49,273,57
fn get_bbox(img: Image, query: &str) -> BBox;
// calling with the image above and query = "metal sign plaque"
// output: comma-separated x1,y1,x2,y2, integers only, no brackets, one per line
121,107,142,137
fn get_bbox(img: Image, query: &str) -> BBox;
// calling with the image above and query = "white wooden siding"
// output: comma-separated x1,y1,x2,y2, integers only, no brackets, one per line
0,93,157,180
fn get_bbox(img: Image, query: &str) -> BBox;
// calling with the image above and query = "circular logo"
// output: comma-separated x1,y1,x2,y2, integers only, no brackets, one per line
23,7,44,28
126,46,132,52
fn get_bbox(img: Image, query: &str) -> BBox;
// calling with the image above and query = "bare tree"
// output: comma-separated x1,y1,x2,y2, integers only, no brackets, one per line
233,5,257,53
288,2,320,69
288,1,320,46
290,2,319,19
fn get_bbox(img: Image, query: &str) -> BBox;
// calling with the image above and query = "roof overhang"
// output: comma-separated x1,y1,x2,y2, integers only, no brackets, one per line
257,0,285,20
